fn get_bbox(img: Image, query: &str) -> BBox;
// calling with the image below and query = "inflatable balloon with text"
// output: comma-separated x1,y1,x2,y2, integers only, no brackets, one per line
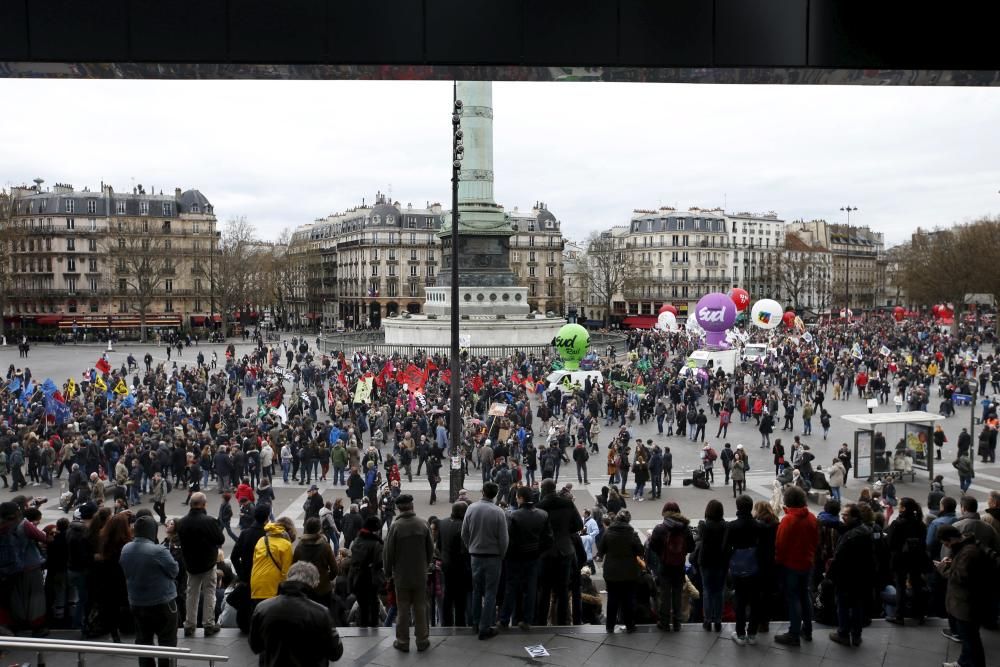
551,323,590,371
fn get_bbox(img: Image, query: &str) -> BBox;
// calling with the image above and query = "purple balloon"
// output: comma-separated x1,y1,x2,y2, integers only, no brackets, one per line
694,292,737,333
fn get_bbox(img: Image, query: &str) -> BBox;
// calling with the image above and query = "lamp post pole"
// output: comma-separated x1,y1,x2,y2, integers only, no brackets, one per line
449,84,464,462
210,230,219,335
840,206,857,318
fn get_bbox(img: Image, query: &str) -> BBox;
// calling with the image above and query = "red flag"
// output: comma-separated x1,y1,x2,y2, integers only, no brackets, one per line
337,371,348,388
95,358,111,375
511,371,522,386
424,359,438,381
440,369,451,386
470,374,484,393
403,364,425,392
491,377,501,388
53,391,65,404
374,364,390,389
327,387,334,405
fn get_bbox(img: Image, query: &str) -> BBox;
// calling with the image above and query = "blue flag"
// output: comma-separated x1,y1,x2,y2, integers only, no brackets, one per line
41,378,59,397
20,379,34,406
122,394,136,409
6,377,20,394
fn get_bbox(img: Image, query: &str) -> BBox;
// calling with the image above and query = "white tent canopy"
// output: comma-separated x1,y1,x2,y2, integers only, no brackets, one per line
840,411,945,426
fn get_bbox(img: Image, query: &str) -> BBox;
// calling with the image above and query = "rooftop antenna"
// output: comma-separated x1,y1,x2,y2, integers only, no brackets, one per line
32,177,44,191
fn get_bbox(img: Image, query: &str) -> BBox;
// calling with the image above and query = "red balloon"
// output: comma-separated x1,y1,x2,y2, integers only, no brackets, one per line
728,288,751,311
659,304,678,316
931,304,941,316
939,305,954,319
893,310,904,322
782,311,796,327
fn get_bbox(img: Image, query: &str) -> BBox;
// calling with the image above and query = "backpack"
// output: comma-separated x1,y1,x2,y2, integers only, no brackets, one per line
542,455,556,476
494,467,512,488
661,527,691,567
0,523,26,578
706,447,718,462
729,546,759,578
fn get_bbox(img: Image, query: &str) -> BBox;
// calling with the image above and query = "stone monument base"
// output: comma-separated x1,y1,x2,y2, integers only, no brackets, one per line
383,313,565,347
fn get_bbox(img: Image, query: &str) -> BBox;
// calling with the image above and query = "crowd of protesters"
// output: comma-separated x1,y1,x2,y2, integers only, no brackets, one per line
0,314,998,665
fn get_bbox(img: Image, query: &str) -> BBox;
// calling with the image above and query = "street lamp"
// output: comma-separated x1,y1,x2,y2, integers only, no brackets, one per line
449,84,463,465
840,206,858,316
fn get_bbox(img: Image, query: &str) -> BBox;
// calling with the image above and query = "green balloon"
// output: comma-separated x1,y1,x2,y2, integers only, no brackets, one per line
552,323,590,371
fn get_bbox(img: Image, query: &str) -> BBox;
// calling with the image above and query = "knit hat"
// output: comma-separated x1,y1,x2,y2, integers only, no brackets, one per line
133,515,159,542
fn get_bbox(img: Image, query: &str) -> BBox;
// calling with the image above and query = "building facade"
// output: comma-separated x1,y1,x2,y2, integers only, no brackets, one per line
610,208,730,325
2,180,217,334
788,219,886,312
727,211,785,301
507,201,565,315
777,231,834,314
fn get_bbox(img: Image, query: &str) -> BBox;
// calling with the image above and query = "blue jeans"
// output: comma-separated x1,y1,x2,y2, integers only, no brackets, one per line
634,481,646,498
803,419,811,435
333,464,346,485
281,461,290,483
959,476,972,493
783,567,813,638
701,567,726,623
500,559,540,625
830,486,841,501
470,556,502,633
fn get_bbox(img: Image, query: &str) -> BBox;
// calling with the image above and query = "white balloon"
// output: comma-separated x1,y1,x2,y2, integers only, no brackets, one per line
656,311,678,332
750,299,783,330
685,313,704,337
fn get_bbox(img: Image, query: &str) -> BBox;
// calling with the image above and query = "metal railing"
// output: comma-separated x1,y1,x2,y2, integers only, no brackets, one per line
0,635,229,666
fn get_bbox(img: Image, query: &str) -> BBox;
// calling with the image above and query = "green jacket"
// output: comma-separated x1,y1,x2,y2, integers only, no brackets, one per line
331,445,348,467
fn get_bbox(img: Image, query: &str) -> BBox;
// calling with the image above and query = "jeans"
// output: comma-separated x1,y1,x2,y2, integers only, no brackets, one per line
132,601,179,667
803,419,812,435
185,568,217,629
68,569,88,629
954,618,986,667
576,461,588,483
701,567,725,623
733,576,760,637
605,580,637,630
281,461,291,483
650,474,662,498
657,565,684,626
333,464,346,485
634,481,646,498
835,589,865,641
783,567,812,638
500,559,541,625
959,476,972,493
470,556,502,633
395,583,429,646
830,486,841,501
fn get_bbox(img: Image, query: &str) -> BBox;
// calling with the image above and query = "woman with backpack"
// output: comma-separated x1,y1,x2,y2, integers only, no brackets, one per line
885,497,929,625
348,516,385,628
647,501,694,631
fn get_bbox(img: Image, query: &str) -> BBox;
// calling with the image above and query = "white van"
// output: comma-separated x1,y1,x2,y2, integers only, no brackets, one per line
742,343,770,363
685,349,739,375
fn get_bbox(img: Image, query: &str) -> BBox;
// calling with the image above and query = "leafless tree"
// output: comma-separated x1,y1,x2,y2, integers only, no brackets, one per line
105,217,172,343
583,231,637,327
0,188,24,339
195,215,260,335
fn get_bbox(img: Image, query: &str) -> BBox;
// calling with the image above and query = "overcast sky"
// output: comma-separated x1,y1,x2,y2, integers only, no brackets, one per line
2,78,998,245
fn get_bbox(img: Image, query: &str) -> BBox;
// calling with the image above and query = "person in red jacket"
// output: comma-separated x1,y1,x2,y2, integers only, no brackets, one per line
774,486,819,646
234,477,256,505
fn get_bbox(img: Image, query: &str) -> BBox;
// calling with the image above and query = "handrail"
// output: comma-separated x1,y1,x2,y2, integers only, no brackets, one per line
0,637,228,667
0,635,191,652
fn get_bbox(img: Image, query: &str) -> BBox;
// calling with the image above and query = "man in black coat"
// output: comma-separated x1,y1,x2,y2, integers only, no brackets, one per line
176,492,225,636
250,562,343,667
534,479,583,625
826,503,875,647
437,501,471,627
499,487,554,630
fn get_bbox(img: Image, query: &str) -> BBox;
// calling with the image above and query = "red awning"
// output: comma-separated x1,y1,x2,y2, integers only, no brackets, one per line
622,315,658,329
36,315,63,326
191,315,207,325
305,312,319,319
212,314,222,322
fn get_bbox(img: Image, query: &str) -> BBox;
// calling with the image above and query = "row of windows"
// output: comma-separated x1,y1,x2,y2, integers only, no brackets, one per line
510,251,560,263
369,264,435,277
16,217,206,235
512,266,557,278
366,248,437,262
58,199,174,216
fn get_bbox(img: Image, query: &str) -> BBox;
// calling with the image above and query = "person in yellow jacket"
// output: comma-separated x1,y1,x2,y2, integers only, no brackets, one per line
251,517,296,602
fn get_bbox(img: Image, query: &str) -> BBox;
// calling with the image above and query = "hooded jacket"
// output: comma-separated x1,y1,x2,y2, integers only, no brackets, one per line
598,520,643,582
775,506,819,572
251,523,293,600
292,532,338,596
120,517,178,606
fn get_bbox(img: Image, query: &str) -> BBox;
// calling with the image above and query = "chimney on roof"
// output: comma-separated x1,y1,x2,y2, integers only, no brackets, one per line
175,187,182,199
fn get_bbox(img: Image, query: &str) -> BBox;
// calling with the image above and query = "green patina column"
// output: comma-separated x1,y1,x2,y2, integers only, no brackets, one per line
437,81,517,288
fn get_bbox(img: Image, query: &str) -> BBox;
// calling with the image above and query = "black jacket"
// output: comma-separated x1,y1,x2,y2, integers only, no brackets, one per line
232,523,267,583
828,523,875,592
437,515,470,573
536,493,583,559
342,512,363,548
598,521,643,582
249,580,344,667
696,518,728,570
506,504,554,560
176,507,225,574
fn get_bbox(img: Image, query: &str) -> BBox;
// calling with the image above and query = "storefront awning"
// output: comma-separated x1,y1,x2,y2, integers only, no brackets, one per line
622,315,658,329
191,315,207,325
36,315,63,326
